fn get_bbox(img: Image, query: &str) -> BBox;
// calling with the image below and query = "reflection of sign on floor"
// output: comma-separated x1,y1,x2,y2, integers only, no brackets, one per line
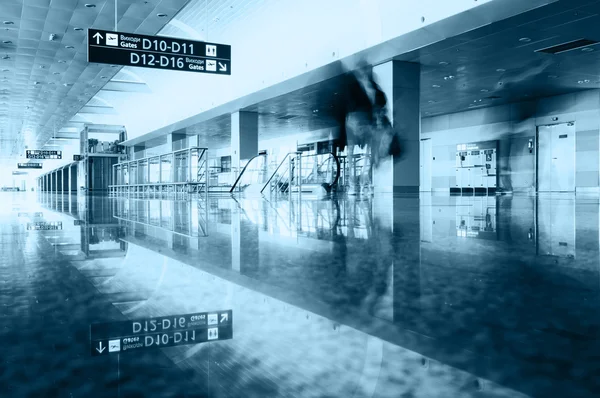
90,310,233,356
208,313,218,325
109,339,120,352
27,221,62,231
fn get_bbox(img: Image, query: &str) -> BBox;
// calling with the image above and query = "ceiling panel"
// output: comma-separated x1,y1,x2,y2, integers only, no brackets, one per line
0,0,192,164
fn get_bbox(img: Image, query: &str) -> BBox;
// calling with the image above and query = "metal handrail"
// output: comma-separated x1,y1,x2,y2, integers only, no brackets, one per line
229,153,267,193
301,152,341,190
260,152,298,194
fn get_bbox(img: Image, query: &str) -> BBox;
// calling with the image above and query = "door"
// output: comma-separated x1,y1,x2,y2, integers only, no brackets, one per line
420,138,432,191
537,122,576,192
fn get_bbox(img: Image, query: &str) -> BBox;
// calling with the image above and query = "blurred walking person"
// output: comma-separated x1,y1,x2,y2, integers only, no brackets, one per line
333,59,400,195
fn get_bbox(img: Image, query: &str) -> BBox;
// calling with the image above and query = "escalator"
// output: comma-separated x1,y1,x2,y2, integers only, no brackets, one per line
229,153,268,194
231,152,340,196
262,152,340,196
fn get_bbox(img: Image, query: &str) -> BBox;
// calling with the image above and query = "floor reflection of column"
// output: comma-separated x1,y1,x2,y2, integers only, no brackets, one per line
232,206,241,272
391,197,421,328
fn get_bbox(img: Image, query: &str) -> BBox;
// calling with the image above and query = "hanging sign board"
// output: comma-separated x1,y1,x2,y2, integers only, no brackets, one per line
73,155,83,161
25,150,61,160
87,29,231,75
18,162,43,169
90,310,233,356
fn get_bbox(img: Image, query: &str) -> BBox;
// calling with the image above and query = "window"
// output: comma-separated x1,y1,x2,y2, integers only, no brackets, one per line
221,156,231,173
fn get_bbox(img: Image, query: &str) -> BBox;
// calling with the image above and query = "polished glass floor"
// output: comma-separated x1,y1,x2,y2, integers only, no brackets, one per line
1,191,599,397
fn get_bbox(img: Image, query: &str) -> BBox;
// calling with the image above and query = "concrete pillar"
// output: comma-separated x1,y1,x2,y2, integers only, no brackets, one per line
231,111,259,178
372,61,421,193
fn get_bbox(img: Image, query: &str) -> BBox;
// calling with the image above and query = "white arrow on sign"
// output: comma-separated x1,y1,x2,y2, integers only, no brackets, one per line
220,313,228,323
96,341,105,354
93,32,103,44
218,62,227,72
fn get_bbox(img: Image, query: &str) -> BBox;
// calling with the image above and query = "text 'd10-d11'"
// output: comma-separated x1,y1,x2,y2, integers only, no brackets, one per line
87,29,231,75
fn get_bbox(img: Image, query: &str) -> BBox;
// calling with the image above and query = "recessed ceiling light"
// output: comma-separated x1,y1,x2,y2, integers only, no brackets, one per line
53,72,60,75
3,21,14,25
428,100,437,104
432,84,441,88
63,83,71,87
84,4,96,8
439,61,449,66
496,68,506,72
480,89,489,92
519,37,531,43
65,45,74,49
58,60,66,63
582,47,594,52
2,41,12,44
73,27,84,31
443,75,455,80
548,75,558,79
157,13,168,18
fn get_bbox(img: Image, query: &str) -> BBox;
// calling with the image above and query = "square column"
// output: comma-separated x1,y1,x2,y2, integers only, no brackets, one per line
231,111,258,177
372,61,421,193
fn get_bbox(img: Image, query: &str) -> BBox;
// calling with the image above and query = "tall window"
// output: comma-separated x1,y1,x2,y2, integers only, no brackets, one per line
221,156,231,172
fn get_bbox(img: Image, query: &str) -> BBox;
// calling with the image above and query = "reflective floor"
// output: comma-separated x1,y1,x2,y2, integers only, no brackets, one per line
1,191,600,397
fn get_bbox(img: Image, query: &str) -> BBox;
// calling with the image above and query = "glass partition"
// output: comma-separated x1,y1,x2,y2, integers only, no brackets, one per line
130,162,138,185
113,147,206,187
160,154,173,183
190,149,199,183
139,159,148,184
115,165,121,185
149,157,160,183
174,150,189,183
123,163,129,185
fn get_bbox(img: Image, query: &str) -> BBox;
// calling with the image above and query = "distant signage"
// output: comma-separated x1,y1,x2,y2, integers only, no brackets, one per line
18,212,43,218
18,162,43,169
87,29,231,75
25,150,62,160
27,221,62,231
90,310,233,356
73,155,83,161
12,171,28,175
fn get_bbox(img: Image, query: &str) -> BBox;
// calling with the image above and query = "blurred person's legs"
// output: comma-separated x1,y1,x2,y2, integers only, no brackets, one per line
346,111,372,195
